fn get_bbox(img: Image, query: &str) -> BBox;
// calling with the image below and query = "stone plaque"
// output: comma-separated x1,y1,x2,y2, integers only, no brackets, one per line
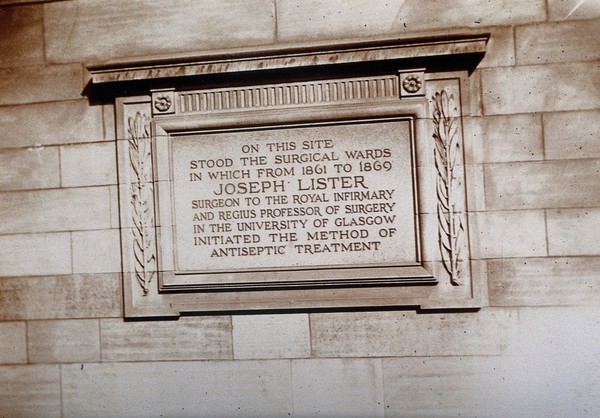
166,120,417,285
90,34,488,317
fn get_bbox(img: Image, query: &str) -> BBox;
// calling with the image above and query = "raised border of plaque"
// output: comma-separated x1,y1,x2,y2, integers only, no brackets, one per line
88,34,488,317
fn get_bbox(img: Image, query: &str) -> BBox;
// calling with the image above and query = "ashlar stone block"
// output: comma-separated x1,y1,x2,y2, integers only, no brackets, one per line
0,146,60,191
72,229,121,274
547,208,600,256
277,0,544,42
0,100,105,149
291,358,384,418
0,273,121,320
0,64,83,106
27,319,100,363
488,256,600,306
510,307,600,356
0,322,27,364
0,5,44,68
0,232,71,276
548,0,600,20
100,316,233,361
484,159,600,210
463,114,543,163
60,142,117,187
0,186,112,234
470,210,547,259
310,309,516,358
232,314,310,359
516,19,600,65
543,110,600,160
482,63,600,115
383,354,600,417
0,365,61,418
61,360,293,417
44,0,276,64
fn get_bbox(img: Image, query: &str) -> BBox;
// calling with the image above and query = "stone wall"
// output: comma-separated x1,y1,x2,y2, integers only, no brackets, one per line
0,1,599,416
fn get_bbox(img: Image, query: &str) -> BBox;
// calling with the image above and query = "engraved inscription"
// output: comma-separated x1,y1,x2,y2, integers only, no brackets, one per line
170,120,418,278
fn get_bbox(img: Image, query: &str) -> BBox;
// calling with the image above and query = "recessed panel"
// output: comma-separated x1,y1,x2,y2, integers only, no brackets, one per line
166,119,418,285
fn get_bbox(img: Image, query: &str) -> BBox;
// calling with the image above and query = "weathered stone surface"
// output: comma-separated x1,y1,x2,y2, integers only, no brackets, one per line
511,307,600,356
488,257,600,306
465,163,487,212
477,26,516,69
0,186,112,234
0,322,26,364
0,100,105,149
0,146,60,191
484,159,600,210
0,232,71,276
470,210,547,259
0,5,44,68
0,273,121,320
101,316,232,361
544,110,600,160
44,0,276,64
0,0,62,4
310,309,515,358
277,0,544,42
292,358,384,418
380,26,515,69
62,360,292,417
0,64,83,106
482,63,600,114
397,0,546,27
102,104,116,141
463,114,543,163
465,68,483,117
278,0,405,41
28,319,100,363
0,365,61,418
232,314,310,359
383,353,600,417
72,229,120,274
516,19,600,65
548,0,600,20
109,185,119,228
60,142,117,187
547,208,600,256
89,34,486,86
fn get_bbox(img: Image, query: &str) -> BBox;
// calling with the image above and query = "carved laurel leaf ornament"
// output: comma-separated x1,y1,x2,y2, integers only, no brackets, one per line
127,112,156,294
432,90,464,286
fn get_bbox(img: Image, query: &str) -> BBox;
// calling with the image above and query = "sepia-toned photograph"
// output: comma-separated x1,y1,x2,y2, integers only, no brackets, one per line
0,0,599,416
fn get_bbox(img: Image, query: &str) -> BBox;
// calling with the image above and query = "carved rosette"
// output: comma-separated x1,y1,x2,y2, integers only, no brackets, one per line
154,95,172,112
127,112,157,295
432,90,464,286
152,89,175,115
399,71,425,97
402,75,422,93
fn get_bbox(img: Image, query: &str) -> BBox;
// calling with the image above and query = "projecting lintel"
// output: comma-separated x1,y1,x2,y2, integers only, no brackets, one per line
86,34,488,85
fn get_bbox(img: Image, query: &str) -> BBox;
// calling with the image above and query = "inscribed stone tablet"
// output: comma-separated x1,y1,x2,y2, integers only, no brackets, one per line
170,120,418,279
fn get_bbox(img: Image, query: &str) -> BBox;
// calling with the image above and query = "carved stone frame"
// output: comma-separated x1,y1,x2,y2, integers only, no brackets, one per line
100,35,488,317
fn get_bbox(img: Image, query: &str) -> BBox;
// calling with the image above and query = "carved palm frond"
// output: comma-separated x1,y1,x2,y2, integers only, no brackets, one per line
432,90,464,286
127,112,155,295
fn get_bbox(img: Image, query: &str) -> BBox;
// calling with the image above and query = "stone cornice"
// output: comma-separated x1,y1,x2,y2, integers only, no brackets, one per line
86,34,489,85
